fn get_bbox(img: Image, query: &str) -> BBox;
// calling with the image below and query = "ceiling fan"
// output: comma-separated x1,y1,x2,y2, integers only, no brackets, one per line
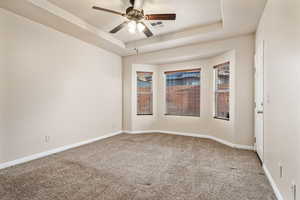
92,0,176,38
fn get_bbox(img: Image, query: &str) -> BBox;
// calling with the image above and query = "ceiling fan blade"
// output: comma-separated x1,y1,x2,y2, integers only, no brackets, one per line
145,14,176,20
134,0,145,10
141,22,153,38
92,6,125,16
110,21,129,33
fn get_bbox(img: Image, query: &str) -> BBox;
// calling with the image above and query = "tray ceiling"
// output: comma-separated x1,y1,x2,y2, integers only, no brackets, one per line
0,0,267,56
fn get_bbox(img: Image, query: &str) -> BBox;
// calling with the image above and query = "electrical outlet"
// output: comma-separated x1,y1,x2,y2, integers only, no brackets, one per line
279,163,283,178
291,182,297,200
291,182,296,200
45,136,50,143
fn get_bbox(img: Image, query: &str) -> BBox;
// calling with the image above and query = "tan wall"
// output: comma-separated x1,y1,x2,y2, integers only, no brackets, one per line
208,51,236,143
0,11,6,163
156,60,211,135
256,0,300,199
123,34,255,146
131,64,159,131
0,9,123,164
157,56,234,142
122,59,132,131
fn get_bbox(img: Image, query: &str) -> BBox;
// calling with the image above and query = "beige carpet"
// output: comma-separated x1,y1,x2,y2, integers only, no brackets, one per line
0,133,276,200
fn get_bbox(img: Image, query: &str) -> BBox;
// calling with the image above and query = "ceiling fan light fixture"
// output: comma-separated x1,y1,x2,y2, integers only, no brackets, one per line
137,22,145,32
128,27,136,34
92,0,176,38
128,20,137,34
128,20,137,29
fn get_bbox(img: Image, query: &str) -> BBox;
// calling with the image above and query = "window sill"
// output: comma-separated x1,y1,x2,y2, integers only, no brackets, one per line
214,116,230,121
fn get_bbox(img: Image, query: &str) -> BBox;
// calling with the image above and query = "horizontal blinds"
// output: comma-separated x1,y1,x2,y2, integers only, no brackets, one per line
165,69,201,116
136,71,153,74
213,62,230,69
137,72,153,115
164,68,201,74
214,62,230,120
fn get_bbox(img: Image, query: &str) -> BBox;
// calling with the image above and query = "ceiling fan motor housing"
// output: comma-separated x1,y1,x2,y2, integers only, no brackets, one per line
126,7,144,21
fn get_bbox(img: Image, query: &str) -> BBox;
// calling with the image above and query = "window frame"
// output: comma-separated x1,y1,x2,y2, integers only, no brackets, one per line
136,71,154,116
163,68,201,117
213,62,230,121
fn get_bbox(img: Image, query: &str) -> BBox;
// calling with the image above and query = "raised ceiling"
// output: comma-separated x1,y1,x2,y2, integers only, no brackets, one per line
48,0,222,43
0,0,267,56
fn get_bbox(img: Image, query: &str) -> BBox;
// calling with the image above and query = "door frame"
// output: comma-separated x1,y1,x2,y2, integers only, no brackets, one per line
254,40,265,163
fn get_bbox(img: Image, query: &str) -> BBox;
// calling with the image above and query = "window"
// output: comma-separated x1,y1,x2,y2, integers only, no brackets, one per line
137,72,153,115
214,62,230,120
165,69,201,116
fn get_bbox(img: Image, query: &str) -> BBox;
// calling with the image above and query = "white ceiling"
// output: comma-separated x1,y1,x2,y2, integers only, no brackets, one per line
0,0,267,56
48,0,222,43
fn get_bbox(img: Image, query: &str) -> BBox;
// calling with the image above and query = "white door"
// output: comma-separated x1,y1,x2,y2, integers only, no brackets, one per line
255,41,265,162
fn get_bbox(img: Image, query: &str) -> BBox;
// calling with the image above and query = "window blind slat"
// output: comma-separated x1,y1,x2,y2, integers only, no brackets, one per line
164,68,201,74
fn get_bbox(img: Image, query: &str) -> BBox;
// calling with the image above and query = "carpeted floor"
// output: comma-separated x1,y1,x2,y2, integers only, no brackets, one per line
0,133,276,200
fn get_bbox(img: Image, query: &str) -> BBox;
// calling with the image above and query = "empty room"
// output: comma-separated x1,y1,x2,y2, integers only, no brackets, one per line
0,0,299,199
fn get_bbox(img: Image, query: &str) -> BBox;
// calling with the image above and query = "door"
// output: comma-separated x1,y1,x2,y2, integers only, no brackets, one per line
255,41,265,162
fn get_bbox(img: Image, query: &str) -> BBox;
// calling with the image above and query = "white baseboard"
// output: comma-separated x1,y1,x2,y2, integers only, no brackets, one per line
0,130,254,170
263,164,284,200
123,130,160,134
0,130,282,200
0,131,123,170
124,130,254,151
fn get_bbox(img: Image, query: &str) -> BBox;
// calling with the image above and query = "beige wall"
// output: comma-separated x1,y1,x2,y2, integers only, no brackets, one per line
131,64,159,131
208,51,236,143
157,60,210,135
123,34,255,146
0,11,6,163
156,53,236,144
0,9,122,164
256,0,300,199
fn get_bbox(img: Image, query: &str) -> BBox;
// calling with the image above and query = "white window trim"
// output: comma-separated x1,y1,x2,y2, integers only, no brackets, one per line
136,71,154,116
213,62,230,121
163,68,201,118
